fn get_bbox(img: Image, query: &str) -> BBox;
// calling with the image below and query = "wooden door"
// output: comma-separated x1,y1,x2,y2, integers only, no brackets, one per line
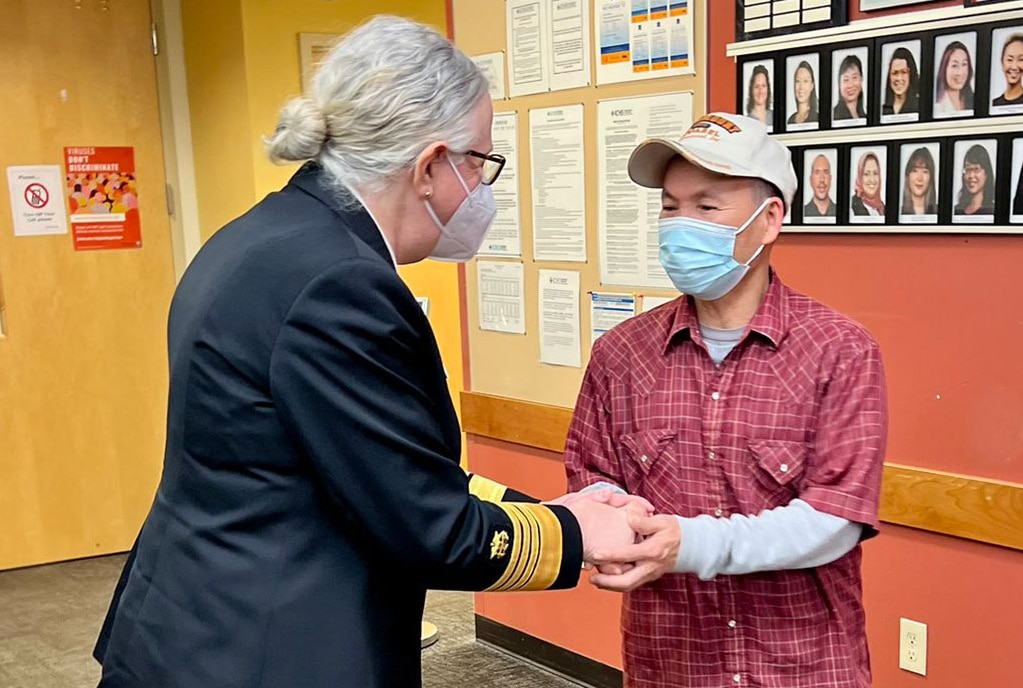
0,0,176,569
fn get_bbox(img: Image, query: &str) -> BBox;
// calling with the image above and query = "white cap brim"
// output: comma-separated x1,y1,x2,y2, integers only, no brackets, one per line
627,138,766,189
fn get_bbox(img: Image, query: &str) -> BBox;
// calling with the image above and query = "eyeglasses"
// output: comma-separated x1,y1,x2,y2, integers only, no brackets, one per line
963,164,985,176
464,150,506,185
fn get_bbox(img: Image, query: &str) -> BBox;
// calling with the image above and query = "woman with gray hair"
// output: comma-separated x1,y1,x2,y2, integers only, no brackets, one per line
93,16,636,688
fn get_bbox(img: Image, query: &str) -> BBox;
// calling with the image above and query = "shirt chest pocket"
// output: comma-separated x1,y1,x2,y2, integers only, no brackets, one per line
618,429,680,512
745,438,809,510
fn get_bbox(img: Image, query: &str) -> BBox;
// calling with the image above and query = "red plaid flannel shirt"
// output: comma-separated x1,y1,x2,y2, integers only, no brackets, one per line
566,274,887,688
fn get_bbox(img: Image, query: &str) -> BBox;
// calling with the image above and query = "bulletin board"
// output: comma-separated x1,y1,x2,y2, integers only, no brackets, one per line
455,0,707,409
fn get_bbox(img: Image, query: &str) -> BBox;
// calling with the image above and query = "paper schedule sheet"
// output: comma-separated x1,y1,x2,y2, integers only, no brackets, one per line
530,104,587,262
539,269,581,368
478,261,526,334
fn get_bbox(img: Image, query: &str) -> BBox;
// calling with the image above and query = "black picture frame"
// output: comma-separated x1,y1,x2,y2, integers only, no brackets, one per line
876,36,925,125
949,136,1000,224
964,0,1017,6
831,42,873,128
735,0,848,42
847,144,891,226
895,140,943,225
931,29,981,121
736,56,778,133
987,22,1023,116
801,148,840,225
782,52,824,133
1008,136,1023,224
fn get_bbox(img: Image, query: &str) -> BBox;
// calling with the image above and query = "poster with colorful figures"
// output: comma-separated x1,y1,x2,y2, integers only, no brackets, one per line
596,0,694,85
63,146,142,251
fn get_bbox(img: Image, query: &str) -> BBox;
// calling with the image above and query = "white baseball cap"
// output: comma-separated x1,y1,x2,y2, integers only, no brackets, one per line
627,112,798,209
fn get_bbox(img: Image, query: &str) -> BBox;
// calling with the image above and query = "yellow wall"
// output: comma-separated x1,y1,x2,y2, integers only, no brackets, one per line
179,0,465,441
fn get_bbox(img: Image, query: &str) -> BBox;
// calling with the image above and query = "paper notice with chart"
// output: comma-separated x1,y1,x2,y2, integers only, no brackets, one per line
597,92,692,288
539,269,581,367
530,105,586,262
478,261,526,334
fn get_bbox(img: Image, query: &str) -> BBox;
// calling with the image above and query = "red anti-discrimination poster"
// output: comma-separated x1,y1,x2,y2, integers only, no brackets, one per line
63,146,142,251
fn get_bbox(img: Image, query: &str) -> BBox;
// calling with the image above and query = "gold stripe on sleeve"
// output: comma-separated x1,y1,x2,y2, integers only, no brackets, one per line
484,503,527,592
486,503,565,592
468,474,509,503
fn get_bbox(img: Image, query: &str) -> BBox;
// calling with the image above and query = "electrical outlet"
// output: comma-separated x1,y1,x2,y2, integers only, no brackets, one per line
899,618,928,676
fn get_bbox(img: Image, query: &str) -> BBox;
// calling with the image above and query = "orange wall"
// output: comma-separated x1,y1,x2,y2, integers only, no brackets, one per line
470,0,1023,683
472,439,623,667
705,5,1023,683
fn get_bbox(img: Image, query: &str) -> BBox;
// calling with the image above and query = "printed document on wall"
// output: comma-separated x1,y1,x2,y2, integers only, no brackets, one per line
539,269,581,368
472,52,507,100
597,92,692,288
596,0,694,85
590,292,636,345
480,112,521,257
478,261,526,334
530,105,586,262
641,294,676,313
547,0,591,92
507,0,550,97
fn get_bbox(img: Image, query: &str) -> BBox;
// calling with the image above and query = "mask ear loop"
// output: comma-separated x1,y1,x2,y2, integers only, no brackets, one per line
424,154,475,231
447,156,473,201
736,197,775,267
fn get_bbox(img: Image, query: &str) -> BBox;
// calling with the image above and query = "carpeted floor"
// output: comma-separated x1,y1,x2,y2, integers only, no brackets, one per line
0,554,582,688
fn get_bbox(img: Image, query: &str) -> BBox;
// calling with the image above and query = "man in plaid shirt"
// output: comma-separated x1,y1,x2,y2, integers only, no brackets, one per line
566,113,888,688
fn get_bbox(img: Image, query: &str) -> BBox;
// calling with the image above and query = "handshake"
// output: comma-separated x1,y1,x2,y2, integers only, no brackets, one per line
547,488,681,593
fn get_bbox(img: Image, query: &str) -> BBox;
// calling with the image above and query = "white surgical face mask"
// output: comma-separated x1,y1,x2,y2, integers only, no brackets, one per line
658,199,771,300
425,157,497,262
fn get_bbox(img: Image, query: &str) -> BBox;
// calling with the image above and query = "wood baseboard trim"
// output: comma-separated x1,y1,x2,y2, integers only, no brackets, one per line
461,391,1023,552
475,615,623,688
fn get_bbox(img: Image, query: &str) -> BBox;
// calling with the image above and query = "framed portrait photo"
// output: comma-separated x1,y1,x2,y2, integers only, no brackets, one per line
897,142,941,225
990,27,1023,116
933,31,978,119
1011,138,1023,224
740,58,776,132
802,149,838,224
952,138,998,224
784,53,821,132
879,39,922,124
849,145,888,225
832,46,870,127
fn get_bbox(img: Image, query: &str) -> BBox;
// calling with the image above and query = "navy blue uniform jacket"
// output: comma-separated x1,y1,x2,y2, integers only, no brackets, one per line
94,163,583,687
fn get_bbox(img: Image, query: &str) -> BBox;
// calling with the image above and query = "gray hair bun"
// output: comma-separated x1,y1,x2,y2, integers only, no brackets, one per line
265,96,328,163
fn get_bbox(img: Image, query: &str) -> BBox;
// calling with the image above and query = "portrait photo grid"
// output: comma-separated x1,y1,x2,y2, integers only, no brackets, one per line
735,15,1023,232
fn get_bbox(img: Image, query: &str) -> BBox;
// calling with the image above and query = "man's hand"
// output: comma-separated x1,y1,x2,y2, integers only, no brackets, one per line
564,499,638,565
588,513,681,592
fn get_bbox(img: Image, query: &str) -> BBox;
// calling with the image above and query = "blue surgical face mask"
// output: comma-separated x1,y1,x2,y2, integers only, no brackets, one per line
658,199,772,300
